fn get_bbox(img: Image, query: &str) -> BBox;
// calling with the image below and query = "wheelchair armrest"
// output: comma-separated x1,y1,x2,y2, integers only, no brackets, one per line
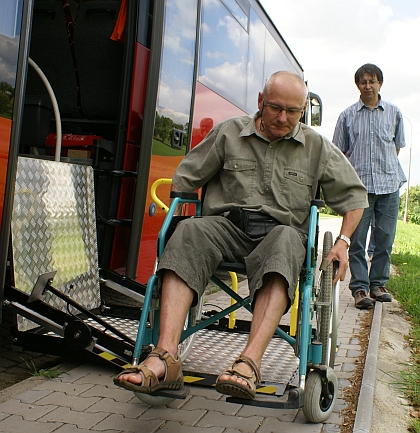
310,199,325,208
156,192,202,258
170,191,199,200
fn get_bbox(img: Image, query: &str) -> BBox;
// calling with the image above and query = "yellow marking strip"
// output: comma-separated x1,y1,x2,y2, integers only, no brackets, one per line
96,351,131,369
99,351,116,361
256,386,278,395
183,375,206,384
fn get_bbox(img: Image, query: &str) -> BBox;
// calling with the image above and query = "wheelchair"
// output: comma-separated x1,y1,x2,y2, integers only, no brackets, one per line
130,179,340,423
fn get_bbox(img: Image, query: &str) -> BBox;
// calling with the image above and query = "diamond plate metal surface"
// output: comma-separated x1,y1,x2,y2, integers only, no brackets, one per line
85,314,298,388
183,329,298,385
11,157,100,331
85,316,140,341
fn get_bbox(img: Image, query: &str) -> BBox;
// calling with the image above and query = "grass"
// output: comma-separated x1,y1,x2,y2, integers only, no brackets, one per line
23,358,62,380
387,221,420,431
152,138,187,156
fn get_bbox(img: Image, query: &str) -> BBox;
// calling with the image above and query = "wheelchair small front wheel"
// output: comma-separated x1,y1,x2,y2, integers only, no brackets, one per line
303,367,338,423
134,392,174,406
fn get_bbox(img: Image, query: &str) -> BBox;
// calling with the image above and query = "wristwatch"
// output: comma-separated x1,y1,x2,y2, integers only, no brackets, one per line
335,234,351,248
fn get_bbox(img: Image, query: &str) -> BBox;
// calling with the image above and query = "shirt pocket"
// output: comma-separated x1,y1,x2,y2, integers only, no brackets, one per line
281,168,313,214
381,123,395,143
222,158,257,200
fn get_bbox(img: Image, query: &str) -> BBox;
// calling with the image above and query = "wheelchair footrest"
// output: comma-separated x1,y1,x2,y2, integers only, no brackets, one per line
226,386,304,409
182,329,299,394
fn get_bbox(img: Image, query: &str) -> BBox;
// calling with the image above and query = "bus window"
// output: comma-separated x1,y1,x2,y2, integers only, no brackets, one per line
221,0,249,30
263,30,300,83
245,8,264,114
199,0,249,111
151,0,198,157
0,0,23,39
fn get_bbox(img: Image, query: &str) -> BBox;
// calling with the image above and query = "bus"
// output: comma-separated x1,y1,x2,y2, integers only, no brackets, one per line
0,0,322,360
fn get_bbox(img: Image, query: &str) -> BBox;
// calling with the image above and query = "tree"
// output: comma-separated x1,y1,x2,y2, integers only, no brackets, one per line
0,81,14,118
399,186,420,225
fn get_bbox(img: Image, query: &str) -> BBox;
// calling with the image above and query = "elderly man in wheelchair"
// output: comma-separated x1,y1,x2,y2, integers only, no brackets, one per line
114,71,367,412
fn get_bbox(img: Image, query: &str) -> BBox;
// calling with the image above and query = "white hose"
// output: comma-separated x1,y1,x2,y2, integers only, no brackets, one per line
28,57,62,161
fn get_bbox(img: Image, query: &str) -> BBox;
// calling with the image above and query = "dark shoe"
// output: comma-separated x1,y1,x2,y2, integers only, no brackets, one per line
370,286,392,302
354,290,373,309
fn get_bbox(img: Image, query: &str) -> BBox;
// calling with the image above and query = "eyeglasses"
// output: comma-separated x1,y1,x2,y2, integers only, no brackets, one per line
358,79,379,86
263,100,304,116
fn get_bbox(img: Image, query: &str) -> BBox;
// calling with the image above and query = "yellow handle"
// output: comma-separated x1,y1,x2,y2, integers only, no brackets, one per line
150,178,172,214
289,284,299,336
228,271,238,329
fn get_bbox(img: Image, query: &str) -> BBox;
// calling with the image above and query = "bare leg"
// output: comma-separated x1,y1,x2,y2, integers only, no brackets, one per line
118,270,194,384
218,272,289,388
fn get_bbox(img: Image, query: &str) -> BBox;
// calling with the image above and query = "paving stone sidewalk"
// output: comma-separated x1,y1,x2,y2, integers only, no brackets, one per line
0,272,370,433
0,217,372,432
0,307,65,391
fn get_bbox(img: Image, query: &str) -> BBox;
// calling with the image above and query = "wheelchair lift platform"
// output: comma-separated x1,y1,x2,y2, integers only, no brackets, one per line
6,157,301,404
82,307,299,398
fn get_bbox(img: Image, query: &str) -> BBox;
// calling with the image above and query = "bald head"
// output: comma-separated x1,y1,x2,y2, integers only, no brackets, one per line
263,71,308,106
257,71,308,142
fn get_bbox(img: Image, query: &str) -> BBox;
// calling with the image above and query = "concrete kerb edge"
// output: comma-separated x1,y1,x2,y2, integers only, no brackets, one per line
352,301,383,433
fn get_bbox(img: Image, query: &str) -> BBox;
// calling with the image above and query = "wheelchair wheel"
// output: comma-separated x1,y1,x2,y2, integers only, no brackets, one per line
303,367,338,423
317,231,338,368
178,294,204,361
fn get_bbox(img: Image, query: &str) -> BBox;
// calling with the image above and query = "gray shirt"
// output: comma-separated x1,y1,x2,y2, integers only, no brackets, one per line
173,114,368,233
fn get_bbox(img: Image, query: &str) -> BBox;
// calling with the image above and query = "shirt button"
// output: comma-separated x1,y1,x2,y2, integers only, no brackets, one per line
234,164,238,169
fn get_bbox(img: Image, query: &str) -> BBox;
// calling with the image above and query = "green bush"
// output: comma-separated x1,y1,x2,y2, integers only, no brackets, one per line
399,186,420,225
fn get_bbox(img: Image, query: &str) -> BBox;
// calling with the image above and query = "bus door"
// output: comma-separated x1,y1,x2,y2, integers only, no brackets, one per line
0,0,26,323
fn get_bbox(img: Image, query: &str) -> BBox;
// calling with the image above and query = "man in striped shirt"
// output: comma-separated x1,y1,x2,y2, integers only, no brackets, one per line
333,63,406,309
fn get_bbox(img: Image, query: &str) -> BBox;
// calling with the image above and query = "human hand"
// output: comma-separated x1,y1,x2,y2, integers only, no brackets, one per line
325,242,348,284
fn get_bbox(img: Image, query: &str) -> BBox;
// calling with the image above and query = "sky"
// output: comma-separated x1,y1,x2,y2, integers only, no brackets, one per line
260,0,420,189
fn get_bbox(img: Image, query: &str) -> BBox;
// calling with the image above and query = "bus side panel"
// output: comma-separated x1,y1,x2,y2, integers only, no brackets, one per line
126,43,150,146
0,117,12,228
109,43,149,272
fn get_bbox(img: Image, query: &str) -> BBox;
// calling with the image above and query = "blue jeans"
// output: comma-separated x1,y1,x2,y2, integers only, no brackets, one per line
349,191,399,297
367,216,375,256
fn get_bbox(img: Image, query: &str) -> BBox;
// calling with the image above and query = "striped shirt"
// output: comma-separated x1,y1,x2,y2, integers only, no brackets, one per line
333,97,406,194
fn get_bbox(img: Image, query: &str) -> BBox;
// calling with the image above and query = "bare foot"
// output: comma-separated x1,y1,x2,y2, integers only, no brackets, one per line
218,361,254,388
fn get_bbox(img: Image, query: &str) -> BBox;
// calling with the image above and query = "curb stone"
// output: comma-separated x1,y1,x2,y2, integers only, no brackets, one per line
353,301,382,433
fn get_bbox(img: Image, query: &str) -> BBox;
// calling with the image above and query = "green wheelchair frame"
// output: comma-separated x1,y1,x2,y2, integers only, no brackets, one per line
131,182,339,423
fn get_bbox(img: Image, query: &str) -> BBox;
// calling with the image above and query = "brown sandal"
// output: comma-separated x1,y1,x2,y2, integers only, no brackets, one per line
215,355,261,399
113,347,184,394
